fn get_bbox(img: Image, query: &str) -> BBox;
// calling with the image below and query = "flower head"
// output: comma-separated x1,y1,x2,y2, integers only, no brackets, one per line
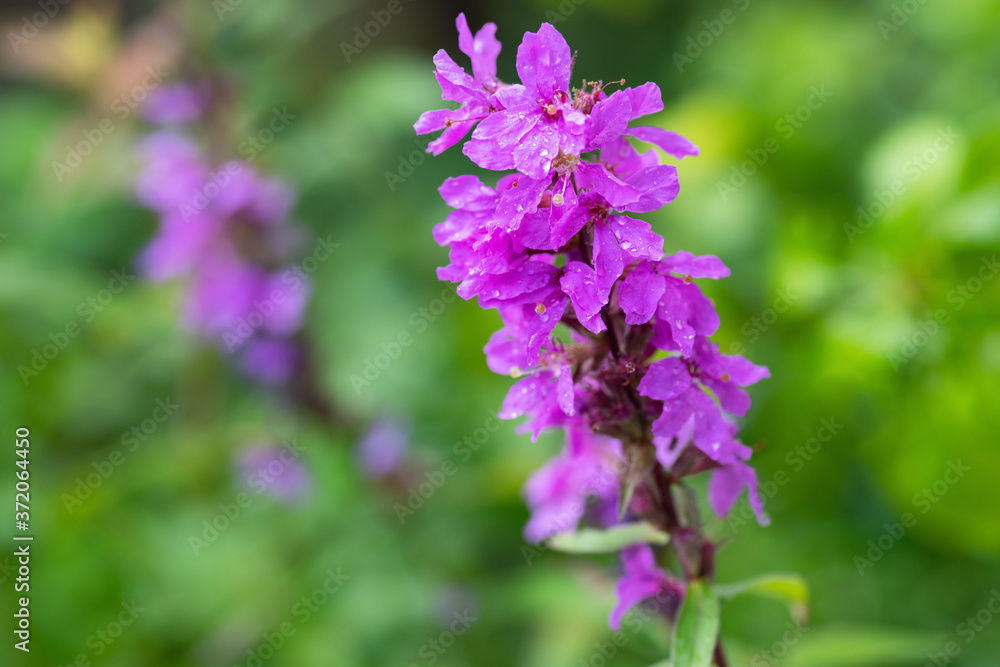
414,13,504,155
419,17,771,632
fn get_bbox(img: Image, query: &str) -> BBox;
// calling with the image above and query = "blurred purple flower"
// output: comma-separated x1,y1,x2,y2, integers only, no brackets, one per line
609,544,686,631
141,83,207,125
239,338,300,385
239,442,310,503
355,415,411,478
133,97,311,385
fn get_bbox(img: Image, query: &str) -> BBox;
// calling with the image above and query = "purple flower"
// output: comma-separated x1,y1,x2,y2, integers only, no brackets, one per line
418,17,772,634
135,132,207,212
141,83,207,125
414,14,503,155
522,424,622,542
709,459,768,525
464,24,586,179
134,91,311,385
239,442,311,503
239,338,300,385
356,415,411,478
609,544,686,631
638,338,768,464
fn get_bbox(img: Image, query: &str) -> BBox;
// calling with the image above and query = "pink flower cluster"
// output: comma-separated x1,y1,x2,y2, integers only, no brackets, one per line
418,16,769,629
135,84,309,384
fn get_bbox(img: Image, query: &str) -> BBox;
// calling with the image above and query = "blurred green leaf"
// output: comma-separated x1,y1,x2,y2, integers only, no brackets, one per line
783,626,947,667
670,580,719,667
548,522,670,554
716,572,810,624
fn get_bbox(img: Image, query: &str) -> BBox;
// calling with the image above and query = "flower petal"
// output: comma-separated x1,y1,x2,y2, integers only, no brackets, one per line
627,126,700,159
516,23,572,99
593,221,624,294
626,82,664,119
638,357,691,401
560,261,607,333
586,89,632,150
661,250,730,279
619,261,666,325
625,165,680,213
578,163,642,209
456,13,501,84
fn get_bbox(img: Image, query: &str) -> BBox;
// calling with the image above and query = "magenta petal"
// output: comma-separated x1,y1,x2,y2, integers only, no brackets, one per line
556,361,575,415
612,216,665,263
468,260,558,308
638,357,691,401
725,355,771,386
490,84,531,110
709,461,768,524
516,23,572,99
689,389,728,456
705,377,751,416
601,137,660,180
415,108,453,134
500,376,545,419
609,545,667,631
626,82,664,119
652,394,694,440
658,283,695,356
496,175,550,231
593,222,624,294
626,165,680,213
513,207,556,250
619,261,666,325
661,250,730,279
485,329,531,375
560,261,607,333
439,174,496,209
549,188,589,248
464,110,535,172
578,163,642,209
627,126,700,159
586,89,632,150
512,119,560,178
261,271,310,336
456,13,475,60
679,282,720,337
433,49,481,102
428,122,476,155
456,14,501,83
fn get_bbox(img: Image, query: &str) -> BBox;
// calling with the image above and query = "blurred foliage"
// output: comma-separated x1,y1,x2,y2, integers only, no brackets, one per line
1,0,999,665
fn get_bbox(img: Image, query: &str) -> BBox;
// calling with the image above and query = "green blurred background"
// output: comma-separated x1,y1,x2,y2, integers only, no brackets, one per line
2,0,1000,665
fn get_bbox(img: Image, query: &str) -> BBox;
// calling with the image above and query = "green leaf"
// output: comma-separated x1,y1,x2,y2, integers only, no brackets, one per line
716,572,810,625
547,522,669,554
781,626,947,667
670,580,719,667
